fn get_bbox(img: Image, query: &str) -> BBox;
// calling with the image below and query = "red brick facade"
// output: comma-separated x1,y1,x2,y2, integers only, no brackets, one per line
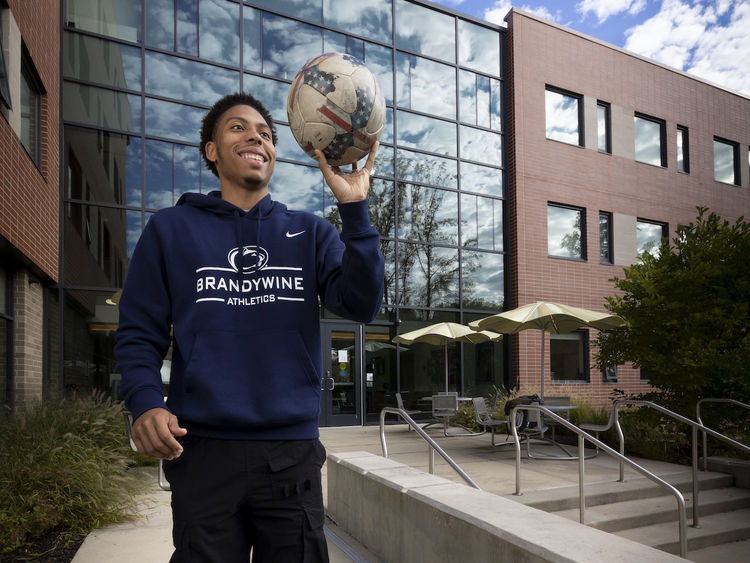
506,10,750,405
0,0,59,281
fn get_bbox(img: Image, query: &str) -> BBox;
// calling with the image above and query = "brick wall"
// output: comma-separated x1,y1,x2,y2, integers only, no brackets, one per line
506,10,750,406
0,0,60,281
12,269,44,408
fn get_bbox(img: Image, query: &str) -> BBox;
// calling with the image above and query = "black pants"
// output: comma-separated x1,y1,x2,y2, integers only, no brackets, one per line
163,436,329,563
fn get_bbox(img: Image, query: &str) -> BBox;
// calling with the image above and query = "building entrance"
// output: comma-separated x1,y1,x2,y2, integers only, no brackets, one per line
319,322,362,427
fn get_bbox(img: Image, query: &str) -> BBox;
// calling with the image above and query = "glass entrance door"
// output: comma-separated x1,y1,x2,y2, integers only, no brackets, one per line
320,323,362,426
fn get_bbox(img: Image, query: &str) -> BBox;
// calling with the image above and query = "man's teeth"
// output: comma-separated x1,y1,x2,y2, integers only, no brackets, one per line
240,153,264,162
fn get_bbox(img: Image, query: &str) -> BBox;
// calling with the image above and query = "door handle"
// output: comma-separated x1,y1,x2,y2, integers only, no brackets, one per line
322,371,335,391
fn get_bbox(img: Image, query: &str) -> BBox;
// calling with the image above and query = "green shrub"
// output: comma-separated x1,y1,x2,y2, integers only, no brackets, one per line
0,393,147,554
450,403,482,431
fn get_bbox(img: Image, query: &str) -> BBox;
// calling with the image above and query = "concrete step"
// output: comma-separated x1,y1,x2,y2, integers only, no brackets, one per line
552,486,750,532
613,507,750,555
686,537,750,562
504,470,734,512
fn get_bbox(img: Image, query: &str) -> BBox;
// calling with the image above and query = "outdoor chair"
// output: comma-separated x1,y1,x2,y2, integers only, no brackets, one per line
396,392,423,431
579,403,618,457
542,395,571,441
427,393,458,436
472,397,511,446
506,399,577,459
422,394,483,437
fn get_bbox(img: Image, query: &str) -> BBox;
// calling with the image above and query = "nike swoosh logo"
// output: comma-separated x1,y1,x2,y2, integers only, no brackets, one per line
286,230,306,238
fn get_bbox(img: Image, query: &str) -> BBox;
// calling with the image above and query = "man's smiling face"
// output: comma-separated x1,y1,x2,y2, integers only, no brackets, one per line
205,104,277,193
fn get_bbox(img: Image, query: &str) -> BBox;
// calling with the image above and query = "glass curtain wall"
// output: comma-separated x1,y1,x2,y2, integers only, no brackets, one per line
61,0,507,421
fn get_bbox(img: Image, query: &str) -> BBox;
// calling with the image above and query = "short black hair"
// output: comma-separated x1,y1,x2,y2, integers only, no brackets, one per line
199,92,278,177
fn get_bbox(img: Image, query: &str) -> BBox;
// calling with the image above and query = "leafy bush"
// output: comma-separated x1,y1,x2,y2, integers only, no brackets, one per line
450,403,482,431
0,393,147,554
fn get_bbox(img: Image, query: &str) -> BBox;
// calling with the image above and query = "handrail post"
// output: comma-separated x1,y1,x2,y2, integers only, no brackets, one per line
697,399,708,471
692,425,699,527
379,406,481,489
696,398,750,472
614,400,625,482
578,433,585,524
511,405,522,496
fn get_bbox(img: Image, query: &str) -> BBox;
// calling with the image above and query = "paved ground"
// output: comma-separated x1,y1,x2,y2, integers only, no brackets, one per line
72,423,747,562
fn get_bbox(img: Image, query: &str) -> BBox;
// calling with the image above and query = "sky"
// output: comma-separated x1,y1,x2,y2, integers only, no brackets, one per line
428,0,750,96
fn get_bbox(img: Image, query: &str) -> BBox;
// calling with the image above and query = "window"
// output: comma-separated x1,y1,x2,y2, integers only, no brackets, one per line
713,137,740,185
545,87,582,146
20,49,43,166
676,125,689,173
395,0,455,62
599,211,612,264
599,332,617,382
634,113,665,167
550,331,589,382
548,203,585,260
0,6,11,110
636,219,667,259
597,101,611,153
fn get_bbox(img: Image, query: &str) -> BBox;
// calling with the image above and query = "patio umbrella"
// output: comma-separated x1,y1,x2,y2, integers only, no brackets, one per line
392,322,502,393
469,301,624,400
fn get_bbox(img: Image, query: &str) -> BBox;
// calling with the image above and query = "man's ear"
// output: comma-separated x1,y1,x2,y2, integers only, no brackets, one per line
205,141,217,163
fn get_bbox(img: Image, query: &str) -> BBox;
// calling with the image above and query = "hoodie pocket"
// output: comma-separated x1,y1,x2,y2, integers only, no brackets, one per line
183,329,320,428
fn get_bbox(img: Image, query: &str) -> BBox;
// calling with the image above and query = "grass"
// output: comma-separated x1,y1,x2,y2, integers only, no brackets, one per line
0,392,149,555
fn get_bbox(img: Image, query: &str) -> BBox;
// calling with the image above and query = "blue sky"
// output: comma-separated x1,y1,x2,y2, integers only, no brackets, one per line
429,0,750,96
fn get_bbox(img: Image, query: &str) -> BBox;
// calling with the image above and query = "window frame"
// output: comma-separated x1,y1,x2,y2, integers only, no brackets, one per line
550,329,590,384
545,85,584,147
636,218,668,260
713,136,740,186
0,3,11,110
634,112,666,167
599,210,613,264
20,46,44,167
547,202,586,261
597,100,611,154
676,125,689,174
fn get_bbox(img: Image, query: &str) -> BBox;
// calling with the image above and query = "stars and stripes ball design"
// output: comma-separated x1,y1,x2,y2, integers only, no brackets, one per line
286,52,386,167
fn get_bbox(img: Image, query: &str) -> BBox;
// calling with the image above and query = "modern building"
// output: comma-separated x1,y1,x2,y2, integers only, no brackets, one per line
1,0,748,423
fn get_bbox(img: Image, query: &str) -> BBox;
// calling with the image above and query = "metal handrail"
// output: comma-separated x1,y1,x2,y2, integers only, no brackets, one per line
613,399,750,532
510,404,689,558
696,398,750,471
379,407,481,490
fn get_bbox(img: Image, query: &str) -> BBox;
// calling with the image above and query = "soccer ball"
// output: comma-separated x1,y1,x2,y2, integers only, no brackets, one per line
286,52,386,167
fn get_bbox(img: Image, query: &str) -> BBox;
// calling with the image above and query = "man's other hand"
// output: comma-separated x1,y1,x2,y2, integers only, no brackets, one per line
132,407,187,460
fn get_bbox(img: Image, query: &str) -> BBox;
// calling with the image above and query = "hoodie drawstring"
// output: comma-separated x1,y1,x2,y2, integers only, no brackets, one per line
233,209,244,282
233,207,264,280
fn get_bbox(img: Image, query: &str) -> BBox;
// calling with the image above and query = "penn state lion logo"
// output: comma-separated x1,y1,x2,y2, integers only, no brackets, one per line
227,246,269,274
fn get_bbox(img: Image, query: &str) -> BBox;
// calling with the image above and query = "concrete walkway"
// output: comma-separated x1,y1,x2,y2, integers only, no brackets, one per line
73,424,747,562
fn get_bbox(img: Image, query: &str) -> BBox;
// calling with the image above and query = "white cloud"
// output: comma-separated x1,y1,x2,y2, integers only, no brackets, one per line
484,1,514,25
576,0,646,24
624,0,750,95
483,1,563,26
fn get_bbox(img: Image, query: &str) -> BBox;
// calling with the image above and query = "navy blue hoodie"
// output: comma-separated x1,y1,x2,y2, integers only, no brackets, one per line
115,191,384,440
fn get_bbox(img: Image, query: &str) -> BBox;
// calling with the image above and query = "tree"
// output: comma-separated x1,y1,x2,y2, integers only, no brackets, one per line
597,208,750,404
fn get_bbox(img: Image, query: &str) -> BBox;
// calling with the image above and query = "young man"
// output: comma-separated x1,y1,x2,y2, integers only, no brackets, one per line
115,92,384,562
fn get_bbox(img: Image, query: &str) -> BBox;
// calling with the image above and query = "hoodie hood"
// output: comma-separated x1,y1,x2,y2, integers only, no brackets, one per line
176,190,280,218
176,191,282,274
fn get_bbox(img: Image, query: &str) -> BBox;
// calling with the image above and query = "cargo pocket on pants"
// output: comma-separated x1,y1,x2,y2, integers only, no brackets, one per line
303,504,328,563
